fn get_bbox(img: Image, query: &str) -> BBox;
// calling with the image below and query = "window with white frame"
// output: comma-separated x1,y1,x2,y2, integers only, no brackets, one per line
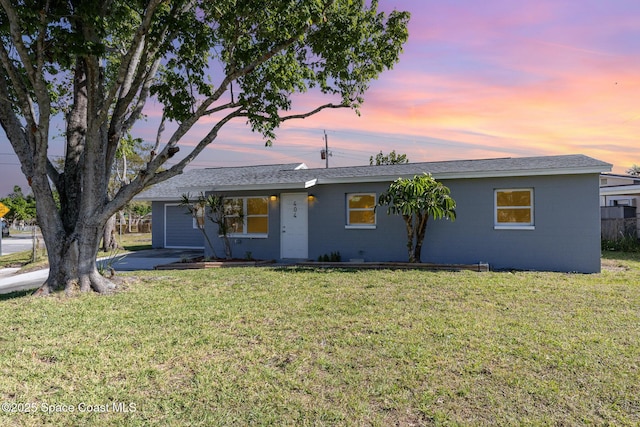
192,204,205,229
346,193,376,228
494,188,534,229
224,197,269,236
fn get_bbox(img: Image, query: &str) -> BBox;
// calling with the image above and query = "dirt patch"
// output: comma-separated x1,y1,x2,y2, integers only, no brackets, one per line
601,259,630,272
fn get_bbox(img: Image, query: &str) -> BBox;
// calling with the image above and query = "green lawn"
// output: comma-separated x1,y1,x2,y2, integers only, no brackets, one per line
0,252,638,425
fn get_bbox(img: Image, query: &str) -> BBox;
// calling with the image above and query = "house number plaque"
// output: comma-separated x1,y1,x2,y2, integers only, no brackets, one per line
293,201,297,218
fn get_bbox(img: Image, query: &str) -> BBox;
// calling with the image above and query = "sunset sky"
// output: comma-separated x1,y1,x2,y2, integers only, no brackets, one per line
1,0,639,197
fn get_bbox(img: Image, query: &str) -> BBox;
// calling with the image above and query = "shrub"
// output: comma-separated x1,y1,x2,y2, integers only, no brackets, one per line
318,251,341,262
602,234,640,252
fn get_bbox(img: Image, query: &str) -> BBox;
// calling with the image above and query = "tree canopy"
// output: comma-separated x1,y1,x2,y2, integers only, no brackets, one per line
1,185,37,224
627,165,640,176
370,150,409,165
0,0,409,294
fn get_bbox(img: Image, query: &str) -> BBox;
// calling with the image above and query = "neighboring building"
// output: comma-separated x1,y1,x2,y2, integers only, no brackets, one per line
137,154,611,273
600,173,640,207
600,173,640,238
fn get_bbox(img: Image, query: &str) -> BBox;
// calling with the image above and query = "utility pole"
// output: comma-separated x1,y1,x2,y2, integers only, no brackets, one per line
320,130,332,168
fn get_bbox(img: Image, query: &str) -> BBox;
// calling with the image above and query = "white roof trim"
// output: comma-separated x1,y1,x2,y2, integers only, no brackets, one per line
600,184,640,196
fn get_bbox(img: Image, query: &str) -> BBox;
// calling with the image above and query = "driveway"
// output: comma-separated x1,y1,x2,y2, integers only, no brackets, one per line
0,248,203,295
102,248,203,271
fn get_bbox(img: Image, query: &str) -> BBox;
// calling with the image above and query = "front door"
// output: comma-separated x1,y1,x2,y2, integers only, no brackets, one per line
280,193,308,259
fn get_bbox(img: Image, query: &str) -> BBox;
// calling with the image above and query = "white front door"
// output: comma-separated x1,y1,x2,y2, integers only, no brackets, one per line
280,193,308,259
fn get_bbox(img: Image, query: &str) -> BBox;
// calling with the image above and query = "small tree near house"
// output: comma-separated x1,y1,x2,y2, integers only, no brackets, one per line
204,194,236,260
378,174,456,263
180,193,237,260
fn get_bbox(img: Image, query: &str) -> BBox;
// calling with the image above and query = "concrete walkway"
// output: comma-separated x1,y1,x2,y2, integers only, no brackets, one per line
0,248,203,295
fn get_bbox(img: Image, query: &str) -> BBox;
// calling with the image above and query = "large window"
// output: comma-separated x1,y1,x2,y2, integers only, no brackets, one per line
346,193,376,228
495,189,534,229
224,197,269,236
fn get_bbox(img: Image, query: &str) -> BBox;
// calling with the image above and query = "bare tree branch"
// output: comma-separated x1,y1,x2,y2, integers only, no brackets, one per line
121,57,162,131
0,72,34,179
202,101,243,116
151,112,166,160
278,102,350,122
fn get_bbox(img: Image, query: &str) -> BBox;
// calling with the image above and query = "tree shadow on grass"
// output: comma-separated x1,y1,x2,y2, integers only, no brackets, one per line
119,244,153,252
0,289,33,301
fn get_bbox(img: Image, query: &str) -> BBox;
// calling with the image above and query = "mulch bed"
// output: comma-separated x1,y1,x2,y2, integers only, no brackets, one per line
155,257,275,270
155,257,489,272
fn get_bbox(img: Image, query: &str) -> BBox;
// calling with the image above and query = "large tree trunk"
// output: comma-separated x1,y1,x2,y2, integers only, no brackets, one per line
2,56,121,296
33,232,78,296
33,216,116,296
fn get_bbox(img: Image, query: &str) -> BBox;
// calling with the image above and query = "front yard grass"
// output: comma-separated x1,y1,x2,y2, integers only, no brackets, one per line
0,252,638,425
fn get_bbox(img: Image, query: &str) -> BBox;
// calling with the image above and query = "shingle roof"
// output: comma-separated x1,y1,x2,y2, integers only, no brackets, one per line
137,163,311,200
136,154,611,200
305,154,611,182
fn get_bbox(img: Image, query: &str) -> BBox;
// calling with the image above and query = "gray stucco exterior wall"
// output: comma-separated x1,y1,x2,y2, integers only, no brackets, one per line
154,173,602,273
305,174,601,272
151,202,204,249
425,174,601,272
306,182,407,262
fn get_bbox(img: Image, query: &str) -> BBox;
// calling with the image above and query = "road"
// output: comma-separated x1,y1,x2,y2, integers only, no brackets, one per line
0,234,36,256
